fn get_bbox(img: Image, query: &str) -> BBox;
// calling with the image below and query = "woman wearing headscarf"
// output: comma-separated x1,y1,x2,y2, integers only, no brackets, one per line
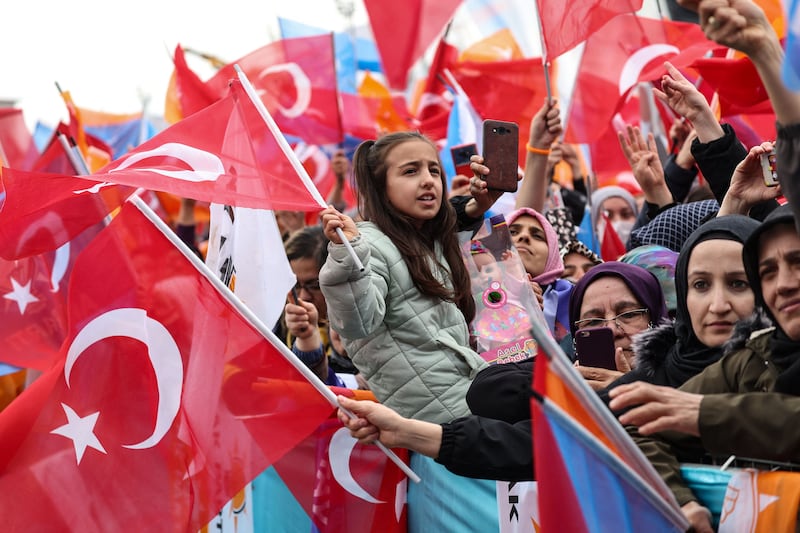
598,215,759,404
505,207,574,350
467,261,668,422
610,204,800,532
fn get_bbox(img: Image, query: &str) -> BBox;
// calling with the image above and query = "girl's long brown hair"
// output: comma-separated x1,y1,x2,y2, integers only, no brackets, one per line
352,132,475,324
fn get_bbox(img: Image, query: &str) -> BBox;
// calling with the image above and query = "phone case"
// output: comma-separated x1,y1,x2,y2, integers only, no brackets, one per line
761,150,778,187
575,326,616,370
482,120,519,192
450,143,478,177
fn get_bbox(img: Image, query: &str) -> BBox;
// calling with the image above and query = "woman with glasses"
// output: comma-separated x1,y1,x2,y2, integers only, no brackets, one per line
465,261,667,422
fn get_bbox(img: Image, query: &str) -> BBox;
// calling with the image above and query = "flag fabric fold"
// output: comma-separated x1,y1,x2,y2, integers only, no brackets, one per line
0,200,334,531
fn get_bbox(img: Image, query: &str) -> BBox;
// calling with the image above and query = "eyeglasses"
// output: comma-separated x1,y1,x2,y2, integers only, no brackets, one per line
574,308,649,330
294,279,321,292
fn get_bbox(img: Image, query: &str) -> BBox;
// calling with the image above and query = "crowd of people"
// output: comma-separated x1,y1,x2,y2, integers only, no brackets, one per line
162,0,800,531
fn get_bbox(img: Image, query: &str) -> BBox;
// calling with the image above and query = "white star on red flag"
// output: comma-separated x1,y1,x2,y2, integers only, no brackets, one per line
50,403,107,465
3,276,39,314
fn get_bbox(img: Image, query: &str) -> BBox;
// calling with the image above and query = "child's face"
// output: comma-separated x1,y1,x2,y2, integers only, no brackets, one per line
384,140,443,228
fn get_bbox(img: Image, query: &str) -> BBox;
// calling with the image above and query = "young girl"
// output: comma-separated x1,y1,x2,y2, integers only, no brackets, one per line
319,132,487,424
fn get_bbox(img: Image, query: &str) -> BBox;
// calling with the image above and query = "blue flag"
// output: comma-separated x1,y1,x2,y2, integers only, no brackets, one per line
783,0,800,90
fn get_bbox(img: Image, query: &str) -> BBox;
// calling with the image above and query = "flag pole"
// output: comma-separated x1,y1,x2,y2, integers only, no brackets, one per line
128,194,419,483
57,134,91,176
234,65,365,272
532,1,553,102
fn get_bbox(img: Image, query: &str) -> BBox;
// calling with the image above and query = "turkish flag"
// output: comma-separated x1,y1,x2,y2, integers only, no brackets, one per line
599,213,627,261
565,15,714,144
203,35,343,146
0,254,68,371
0,108,39,170
452,57,548,167
364,0,461,90
96,79,325,212
0,200,335,531
411,39,459,141
0,223,101,370
536,0,642,60
690,51,774,114
273,413,408,533
0,168,127,259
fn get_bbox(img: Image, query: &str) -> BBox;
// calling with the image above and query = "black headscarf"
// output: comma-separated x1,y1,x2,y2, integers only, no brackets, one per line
663,215,759,385
742,204,800,395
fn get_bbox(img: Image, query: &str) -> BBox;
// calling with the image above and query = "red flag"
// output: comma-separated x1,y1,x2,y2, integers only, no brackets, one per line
273,413,408,532
171,44,218,119
600,213,627,261
0,223,102,370
0,108,39,170
565,15,714,144
97,79,325,211
411,39,459,140
452,57,548,167
0,200,335,531
364,0,461,89
0,168,126,259
203,35,343,145
0,254,68,370
690,51,774,114
536,0,642,60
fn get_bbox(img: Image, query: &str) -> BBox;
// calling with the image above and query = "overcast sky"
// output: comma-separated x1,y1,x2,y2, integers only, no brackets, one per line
2,0,368,128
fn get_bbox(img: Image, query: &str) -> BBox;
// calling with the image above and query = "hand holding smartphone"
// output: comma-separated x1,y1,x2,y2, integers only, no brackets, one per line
575,327,616,370
481,119,519,192
761,147,778,187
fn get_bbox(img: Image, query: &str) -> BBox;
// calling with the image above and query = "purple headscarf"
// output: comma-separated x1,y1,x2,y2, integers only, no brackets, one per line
506,207,564,285
568,261,668,336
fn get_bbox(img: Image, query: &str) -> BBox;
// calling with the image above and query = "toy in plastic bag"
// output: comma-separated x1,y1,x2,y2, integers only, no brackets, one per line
461,215,548,365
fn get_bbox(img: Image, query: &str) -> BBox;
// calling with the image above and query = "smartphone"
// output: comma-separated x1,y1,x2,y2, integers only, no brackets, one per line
482,119,519,192
761,148,778,187
450,143,478,177
575,326,616,370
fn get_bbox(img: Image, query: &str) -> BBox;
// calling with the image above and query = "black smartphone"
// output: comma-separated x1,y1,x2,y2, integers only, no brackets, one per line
481,119,519,192
450,143,478,177
575,326,616,370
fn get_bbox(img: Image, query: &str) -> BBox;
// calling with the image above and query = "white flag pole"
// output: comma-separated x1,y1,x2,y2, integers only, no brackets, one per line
233,64,364,272
128,194,419,483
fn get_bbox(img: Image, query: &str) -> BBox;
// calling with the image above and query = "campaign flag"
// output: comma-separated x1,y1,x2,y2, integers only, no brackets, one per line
95,79,325,212
0,200,335,531
81,109,158,159
0,168,127,259
340,73,411,140
202,35,343,146
0,108,39,170
531,396,687,532
784,0,800,90
719,469,800,533
576,206,601,255
464,0,540,57
565,15,714,144
364,0,461,89
535,0,642,60
270,412,408,532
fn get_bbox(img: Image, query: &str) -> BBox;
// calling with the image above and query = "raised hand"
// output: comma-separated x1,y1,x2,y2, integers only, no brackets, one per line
718,141,782,215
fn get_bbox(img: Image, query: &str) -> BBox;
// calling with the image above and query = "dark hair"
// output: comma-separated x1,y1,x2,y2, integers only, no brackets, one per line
352,132,475,323
284,225,327,269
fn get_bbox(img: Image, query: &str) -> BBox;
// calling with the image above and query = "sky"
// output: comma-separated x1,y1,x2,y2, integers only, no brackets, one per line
1,0,368,129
